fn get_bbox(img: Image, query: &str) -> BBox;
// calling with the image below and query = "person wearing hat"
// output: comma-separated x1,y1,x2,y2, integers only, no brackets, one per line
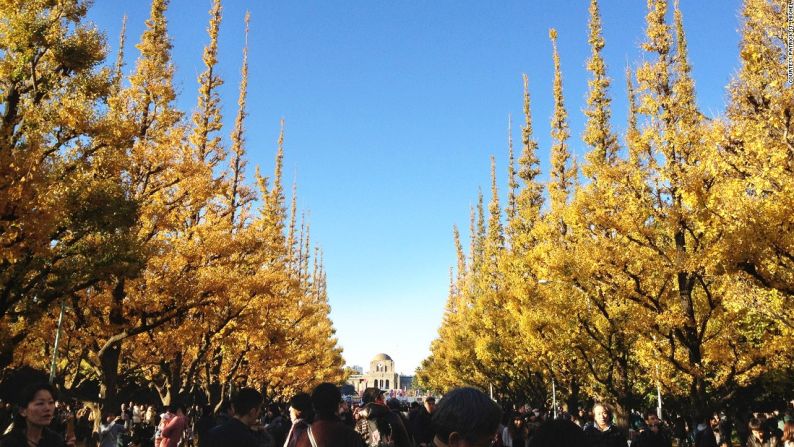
284,392,313,447
354,388,411,447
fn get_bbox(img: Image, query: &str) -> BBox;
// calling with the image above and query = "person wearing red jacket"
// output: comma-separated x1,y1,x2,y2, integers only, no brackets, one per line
159,404,187,447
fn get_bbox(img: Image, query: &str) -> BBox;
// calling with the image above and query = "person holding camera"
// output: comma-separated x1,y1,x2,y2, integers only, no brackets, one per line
99,411,126,447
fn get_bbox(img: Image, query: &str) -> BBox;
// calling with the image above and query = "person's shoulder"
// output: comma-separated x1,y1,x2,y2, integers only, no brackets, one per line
344,424,367,447
209,420,258,444
0,430,26,447
385,409,404,423
209,419,241,434
331,419,363,437
39,428,67,447
607,425,627,440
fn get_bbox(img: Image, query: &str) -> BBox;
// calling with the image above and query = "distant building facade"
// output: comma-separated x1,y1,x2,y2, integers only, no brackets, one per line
346,353,415,396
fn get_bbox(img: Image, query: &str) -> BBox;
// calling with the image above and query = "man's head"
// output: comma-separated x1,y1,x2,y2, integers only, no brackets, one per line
593,403,612,430
424,396,436,413
362,387,384,405
528,412,538,422
267,403,281,418
645,410,660,432
311,382,342,418
431,387,502,447
231,388,263,426
709,413,720,429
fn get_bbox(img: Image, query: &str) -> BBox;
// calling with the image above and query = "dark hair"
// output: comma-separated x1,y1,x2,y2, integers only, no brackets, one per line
386,398,401,411
168,402,186,414
528,419,588,447
289,392,313,417
431,387,502,443
645,409,659,419
17,382,57,409
311,383,341,417
698,411,717,423
507,411,526,437
749,418,763,431
362,387,383,404
425,396,436,404
410,402,420,409
14,382,58,425
232,388,263,417
267,403,281,416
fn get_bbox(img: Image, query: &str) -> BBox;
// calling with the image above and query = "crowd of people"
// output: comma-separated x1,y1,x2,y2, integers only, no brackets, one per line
0,381,792,447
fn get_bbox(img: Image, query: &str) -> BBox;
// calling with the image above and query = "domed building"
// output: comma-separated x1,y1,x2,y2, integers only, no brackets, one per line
346,353,415,395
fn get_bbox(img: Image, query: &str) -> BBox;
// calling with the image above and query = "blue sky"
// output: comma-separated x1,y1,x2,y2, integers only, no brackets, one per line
87,0,743,374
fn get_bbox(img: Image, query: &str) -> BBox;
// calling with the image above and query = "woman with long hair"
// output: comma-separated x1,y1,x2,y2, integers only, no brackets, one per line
503,413,529,447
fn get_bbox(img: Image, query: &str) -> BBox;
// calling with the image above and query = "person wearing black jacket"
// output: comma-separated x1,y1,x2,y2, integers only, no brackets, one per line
387,399,412,445
410,397,435,447
582,404,626,447
355,388,411,447
204,388,264,447
694,414,719,447
634,411,672,447
295,383,364,447
0,383,75,447
194,406,215,447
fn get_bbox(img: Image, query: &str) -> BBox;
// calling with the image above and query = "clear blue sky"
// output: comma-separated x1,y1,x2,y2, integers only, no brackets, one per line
87,0,743,374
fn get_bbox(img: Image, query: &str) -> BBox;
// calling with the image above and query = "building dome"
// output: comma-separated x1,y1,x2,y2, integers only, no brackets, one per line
372,353,393,362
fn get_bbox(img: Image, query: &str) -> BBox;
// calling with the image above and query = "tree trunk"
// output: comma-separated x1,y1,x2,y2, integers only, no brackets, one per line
566,377,581,416
96,277,125,430
96,339,121,432
159,352,183,406
208,347,224,412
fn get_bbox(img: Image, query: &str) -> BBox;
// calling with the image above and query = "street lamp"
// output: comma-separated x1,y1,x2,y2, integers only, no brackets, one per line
655,363,663,419
551,376,557,419
652,335,663,419
49,298,67,383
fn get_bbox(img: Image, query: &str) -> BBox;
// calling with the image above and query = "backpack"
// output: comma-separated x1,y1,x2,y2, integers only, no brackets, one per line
365,415,395,447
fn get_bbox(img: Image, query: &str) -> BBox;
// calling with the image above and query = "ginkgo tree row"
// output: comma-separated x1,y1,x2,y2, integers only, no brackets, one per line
0,0,346,415
418,0,793,425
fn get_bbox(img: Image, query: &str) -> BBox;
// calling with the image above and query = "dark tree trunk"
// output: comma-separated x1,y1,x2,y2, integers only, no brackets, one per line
566,377,581,416
96,339,121,432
